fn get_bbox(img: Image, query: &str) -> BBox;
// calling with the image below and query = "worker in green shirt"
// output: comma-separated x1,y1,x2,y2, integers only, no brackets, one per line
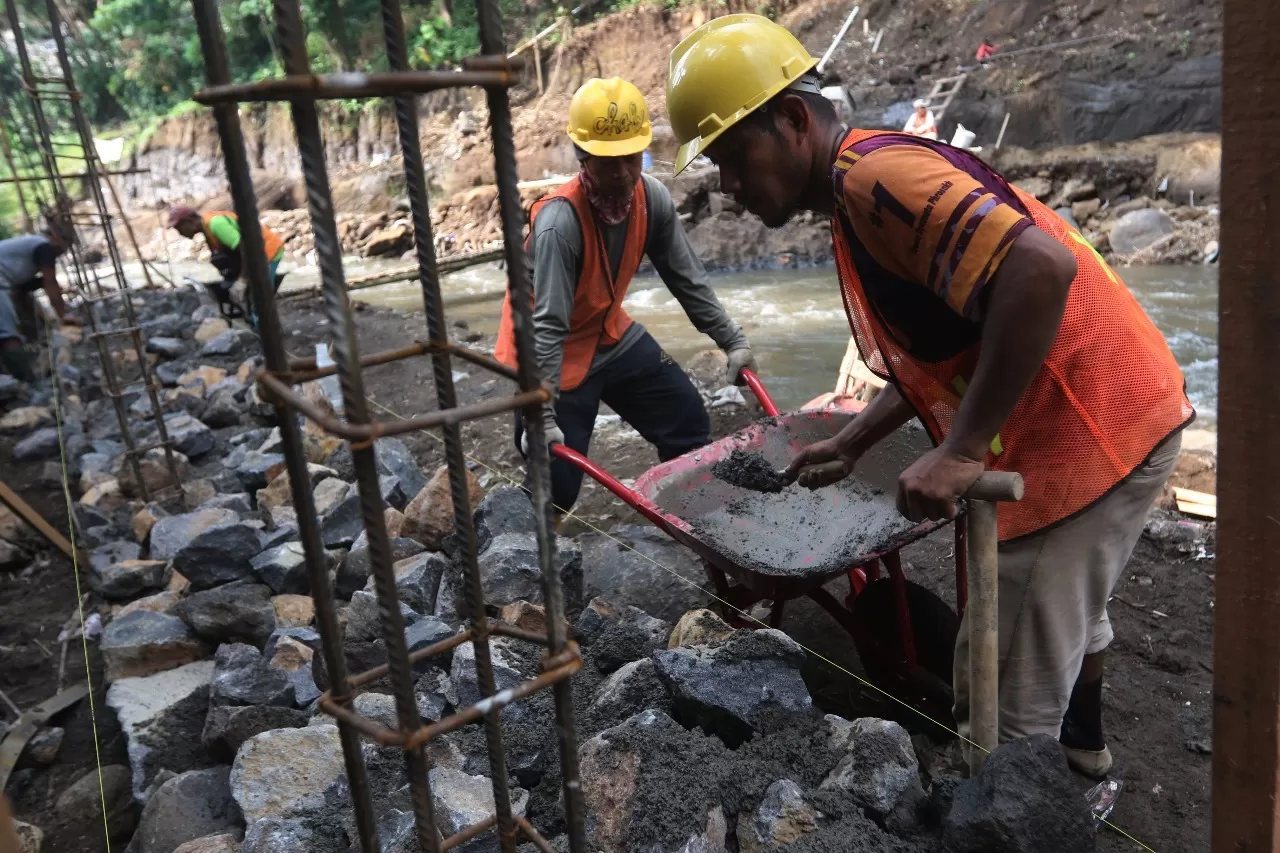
168,206,287,327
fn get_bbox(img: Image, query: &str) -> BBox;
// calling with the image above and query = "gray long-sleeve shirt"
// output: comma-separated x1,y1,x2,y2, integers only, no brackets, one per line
529,173,747,394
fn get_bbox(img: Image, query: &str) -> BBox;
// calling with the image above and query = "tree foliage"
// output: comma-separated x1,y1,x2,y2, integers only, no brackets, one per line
63,0,554,122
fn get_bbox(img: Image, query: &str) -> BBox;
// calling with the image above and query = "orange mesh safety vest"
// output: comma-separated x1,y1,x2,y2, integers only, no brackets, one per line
493,176,649,391
202,211,285,262
831,129,1193,540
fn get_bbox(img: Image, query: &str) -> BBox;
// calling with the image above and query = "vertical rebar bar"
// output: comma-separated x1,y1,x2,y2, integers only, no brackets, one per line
189,1,382,849
270,0,444,849
377,1,523,850
474,4,588,850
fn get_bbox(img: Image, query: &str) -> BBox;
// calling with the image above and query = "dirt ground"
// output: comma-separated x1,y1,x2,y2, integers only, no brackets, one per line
1,300,1212,852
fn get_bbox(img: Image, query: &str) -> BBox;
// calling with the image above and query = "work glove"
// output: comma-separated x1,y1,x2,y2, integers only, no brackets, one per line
521,407,565,456
725,346,758,386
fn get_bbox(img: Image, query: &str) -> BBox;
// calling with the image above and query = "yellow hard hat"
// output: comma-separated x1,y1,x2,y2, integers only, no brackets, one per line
667,14,819,174
566,77,653,157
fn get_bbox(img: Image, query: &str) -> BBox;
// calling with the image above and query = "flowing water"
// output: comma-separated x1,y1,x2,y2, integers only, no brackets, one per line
352,262,1220,429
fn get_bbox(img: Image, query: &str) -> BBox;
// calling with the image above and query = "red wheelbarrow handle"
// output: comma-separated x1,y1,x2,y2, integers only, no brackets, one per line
550,444,672,529
739,368,780,417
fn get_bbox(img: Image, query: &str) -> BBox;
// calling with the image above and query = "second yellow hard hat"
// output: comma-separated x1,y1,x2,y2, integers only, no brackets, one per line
566,77,653,157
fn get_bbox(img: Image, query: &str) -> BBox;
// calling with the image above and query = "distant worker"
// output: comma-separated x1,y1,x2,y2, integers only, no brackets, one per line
167,205,286,327
667,15,1193,778
0,229,80,381
903,98,938,139
495,77,756,515
976,42,998,61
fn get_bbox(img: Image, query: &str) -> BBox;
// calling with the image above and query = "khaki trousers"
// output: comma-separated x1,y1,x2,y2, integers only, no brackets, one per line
953,431,1182,741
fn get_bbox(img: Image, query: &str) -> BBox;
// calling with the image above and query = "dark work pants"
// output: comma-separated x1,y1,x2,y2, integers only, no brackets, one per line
515,331,710,512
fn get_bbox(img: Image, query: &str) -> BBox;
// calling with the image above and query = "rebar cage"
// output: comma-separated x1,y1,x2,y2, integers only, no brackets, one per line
3,0,185,505
189,0,587,850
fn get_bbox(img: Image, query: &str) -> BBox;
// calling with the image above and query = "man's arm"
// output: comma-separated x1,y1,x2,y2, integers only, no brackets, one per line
896,226,1076,520
643,177,748,354
784,383,915,487
529,200,583,395
38,266,75,323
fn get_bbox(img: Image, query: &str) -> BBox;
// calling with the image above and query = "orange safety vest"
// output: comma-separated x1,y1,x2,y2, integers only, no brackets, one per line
831,129,1193,540
202,211,285,262
493,176,649,391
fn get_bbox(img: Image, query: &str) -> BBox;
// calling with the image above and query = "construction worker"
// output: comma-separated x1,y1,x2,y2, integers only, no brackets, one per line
494,77,756,514
903,98,938,139
666,15,1192,777
167,205,286,326
0,229,80,381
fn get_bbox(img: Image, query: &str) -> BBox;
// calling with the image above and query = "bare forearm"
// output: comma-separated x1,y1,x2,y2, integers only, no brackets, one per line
944,229,1075,459
41,270,68,317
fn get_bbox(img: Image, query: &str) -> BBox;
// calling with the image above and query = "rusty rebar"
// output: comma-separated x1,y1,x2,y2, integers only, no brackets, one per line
189,0,383,850
193,69,519,105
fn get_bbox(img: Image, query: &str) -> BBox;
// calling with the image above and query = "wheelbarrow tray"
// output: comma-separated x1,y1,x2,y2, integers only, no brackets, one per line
628,410,948,594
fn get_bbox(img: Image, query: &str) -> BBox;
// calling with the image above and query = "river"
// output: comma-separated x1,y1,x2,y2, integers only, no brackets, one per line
349,262,1220,429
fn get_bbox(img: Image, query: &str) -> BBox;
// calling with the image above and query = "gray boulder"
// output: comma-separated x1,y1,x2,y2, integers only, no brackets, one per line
150,507,263,589
384,551,448,614
820,716,923,815
92,559,168,601
210,642,296,708
241,817,349,853
14,427,60,461
252,542,310,595
1110,208,1176,255
89,540,141,572
143,312,186,338
429,766,528,852
267,634,322,706
146,337,187,359
415,665,457,723
336,537,425,599
450,638,527,724
320,490,364,547
158,412,217,460
943,734,1096,853
231,725,346,823
576,597,670,673
201,390,244,428
155,361,190,387
590,658,670,728
472,485,536,553
105,659,218,800
346,590,419,642
202,704,310,762
200,328,254,357
237,451,285,491
102,611,208,682
405,616,457,672
737,779,822,852
476,532,582,611
130,767,242,853
374,437,428,500
201,492,254,515
652,629,813,747
173,583,277,648
56,765,135,840
579,523,708,621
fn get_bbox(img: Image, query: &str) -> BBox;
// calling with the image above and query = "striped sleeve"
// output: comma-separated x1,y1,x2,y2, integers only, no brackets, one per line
840,145,1030,318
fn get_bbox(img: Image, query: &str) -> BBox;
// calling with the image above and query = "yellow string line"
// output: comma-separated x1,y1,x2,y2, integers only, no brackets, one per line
363,395,1156,852
44,320,113,853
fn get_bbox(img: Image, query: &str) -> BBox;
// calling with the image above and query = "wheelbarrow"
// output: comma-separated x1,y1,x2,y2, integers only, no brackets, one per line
552,370,1019,741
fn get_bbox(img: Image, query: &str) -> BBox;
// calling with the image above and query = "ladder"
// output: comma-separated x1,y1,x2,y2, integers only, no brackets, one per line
924,72,968,122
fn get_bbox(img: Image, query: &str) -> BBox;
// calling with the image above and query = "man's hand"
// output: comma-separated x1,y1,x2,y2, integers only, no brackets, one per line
725,346,758,386
896,445,985,522
521,409,565,456
783,434,865,490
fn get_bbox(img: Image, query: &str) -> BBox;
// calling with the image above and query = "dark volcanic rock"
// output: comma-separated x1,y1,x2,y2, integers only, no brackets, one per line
476,532,582,611
252,542,310,595
202,704,310,762
209,642,296,708
172,583,277,647
131,766,242,853
472,485,536,552
150,507,263,589
652,628,814,747
943,734,1096,853
336,537,426,600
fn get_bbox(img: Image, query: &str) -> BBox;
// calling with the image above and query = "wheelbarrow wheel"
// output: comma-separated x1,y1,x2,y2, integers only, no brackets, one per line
850,579,959,728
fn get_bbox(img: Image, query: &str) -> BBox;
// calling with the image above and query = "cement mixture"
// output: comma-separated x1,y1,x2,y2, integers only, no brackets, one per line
711,450,789,494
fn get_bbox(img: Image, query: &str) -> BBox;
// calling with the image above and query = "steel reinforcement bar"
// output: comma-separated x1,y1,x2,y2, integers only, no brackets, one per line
190,0,586,849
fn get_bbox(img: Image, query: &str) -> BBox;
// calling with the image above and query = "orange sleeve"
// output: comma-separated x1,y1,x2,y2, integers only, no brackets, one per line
840,144,1030,318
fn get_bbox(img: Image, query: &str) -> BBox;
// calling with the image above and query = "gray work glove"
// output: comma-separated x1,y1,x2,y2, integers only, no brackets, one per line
725,346,758,386
521,407,565,456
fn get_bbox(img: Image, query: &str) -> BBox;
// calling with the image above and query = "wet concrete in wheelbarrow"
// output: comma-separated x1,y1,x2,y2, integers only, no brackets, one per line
676,469,919,578
711,449,789,493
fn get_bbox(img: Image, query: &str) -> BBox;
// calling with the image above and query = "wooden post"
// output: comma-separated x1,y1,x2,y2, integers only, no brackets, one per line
995,112,1011,149
533,36,543,94
966,499,999,772
1212,0,1280,850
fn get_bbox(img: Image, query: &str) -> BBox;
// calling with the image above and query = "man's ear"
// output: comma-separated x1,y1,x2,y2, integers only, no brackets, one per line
774,92,812,136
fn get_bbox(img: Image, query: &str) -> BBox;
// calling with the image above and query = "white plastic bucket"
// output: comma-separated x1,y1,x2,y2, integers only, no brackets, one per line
950,124,977,148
